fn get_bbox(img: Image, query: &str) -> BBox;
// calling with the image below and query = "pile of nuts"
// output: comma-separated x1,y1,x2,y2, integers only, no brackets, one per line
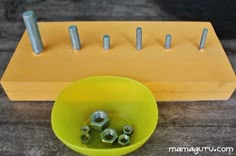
80,110,133,146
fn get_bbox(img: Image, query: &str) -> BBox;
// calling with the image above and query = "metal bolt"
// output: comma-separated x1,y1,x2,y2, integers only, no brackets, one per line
136,27,142,51
199,28,208,50
165,34,171,49
103,35,110,51
22,10,44,55
69,25,81,50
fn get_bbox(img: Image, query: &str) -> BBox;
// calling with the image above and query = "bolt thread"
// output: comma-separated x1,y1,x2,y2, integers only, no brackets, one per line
23,10,44,54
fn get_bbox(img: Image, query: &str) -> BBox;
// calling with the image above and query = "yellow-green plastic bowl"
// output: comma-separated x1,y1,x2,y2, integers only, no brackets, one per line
51,76,158,156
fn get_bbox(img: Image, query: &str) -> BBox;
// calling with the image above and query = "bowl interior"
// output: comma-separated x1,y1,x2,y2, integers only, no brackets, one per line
51,76,158,156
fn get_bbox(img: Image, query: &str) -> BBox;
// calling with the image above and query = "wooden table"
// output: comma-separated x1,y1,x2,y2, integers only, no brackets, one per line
0,0,236,155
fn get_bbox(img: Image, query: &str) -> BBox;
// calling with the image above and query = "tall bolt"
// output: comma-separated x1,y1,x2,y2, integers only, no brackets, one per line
69,25,81,50
165,34,171,49
136,27,142,51
103,35,110,51
22,10,44,55
199,28,208,50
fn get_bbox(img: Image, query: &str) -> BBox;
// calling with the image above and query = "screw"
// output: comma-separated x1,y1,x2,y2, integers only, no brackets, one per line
165,34,171,49
103,35,110,51
199,28,208,50
22,10,44,55
69,25,81,50
136,27,142,51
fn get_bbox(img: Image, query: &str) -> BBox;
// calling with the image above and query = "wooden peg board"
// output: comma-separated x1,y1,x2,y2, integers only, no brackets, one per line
1,21,236,101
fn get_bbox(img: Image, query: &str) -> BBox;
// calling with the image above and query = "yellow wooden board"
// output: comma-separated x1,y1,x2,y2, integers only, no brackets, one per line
1,21,236,101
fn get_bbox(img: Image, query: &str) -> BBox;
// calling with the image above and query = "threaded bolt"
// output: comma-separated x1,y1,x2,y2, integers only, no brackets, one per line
136,27,142,51
199,28,208,50
103,35,110,51
69,25,81,50
22,10,44,55
165,34,171,49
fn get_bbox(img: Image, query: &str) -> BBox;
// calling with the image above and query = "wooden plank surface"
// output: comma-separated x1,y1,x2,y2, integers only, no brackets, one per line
0,0,236,155
2,22,235,101
0,50,236,155
0,85,236,156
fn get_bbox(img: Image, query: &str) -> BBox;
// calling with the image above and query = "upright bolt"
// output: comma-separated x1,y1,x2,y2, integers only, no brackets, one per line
136,27,142,51
23,10,44,55
103,35,110,51
165,34,171,49
69,25,81,50
199,28,208,50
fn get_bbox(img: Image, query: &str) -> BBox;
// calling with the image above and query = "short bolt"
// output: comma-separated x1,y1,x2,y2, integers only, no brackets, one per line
199,28,208,50
136,27,142,51
103,35,110,51
69,25,81,50
165,34,171,49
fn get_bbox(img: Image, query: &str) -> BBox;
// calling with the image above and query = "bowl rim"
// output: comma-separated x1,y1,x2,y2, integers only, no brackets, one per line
51,76,158,153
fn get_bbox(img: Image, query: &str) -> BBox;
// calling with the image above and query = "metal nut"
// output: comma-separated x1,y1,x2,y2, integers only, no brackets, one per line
80,133,91,144
100,128,118,144
118,134,130,146
81,125,90,134
122,125,133,135
90,111,110,131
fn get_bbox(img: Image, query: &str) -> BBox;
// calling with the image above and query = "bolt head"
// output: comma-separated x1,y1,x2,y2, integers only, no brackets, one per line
90,111,110,131
118,134,130,146
100,128,118,144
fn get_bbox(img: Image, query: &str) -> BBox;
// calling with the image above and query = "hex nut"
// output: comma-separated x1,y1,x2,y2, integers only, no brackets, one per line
80,133,91,144
81,125,90,134
118,134,130,146
122,125,133,135
90,111,110,131
100,128,118,144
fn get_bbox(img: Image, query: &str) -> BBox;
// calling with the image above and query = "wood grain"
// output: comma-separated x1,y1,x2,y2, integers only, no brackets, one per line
1,87,236,155
0,124,235,156
2,22,235,101
0,36,236,156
